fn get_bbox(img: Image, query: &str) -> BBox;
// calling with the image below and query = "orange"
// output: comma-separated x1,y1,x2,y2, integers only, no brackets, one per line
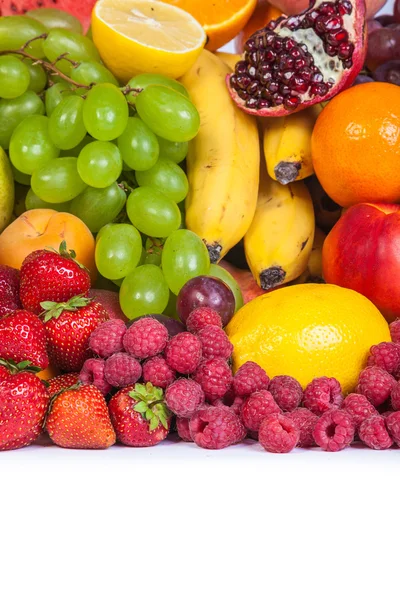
311,82,400,208
161,0,258,51
0,209,97,281
234,0,283,53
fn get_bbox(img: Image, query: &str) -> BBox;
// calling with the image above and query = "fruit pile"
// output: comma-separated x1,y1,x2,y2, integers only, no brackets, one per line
1,0,400,455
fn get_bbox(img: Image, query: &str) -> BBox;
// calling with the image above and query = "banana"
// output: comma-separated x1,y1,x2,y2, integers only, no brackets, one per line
215,52,242,72
181,50,260,263
262,104,322,185
244,165,315,289
293,227,326,284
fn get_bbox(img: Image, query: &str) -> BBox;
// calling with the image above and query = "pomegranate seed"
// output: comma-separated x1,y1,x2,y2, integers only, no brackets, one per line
326,30,348,45
258,99,271,109
319,3,336,15
248,51,258,65
325,17,342,31
247,81,260,95
284,95,300,109
311,72,324,83
326,44,337,56
237,89,249,100
248,65,256,77
279,55,294,69
279,84,291,95
338,42,353,59
315,17,327,33
245,97,258,109
236,75,252,89
282,70,295,82
292,76,309,93
284,38,297,50
260,71,273,83
268,81,279,93
286,16,301,30
244,39,256,52
338,0,353,15
235,61,248,75
272,93,284,105
310,83,328,96
294,58,306,69
299,67,313,80
342,58,353,68
274,38,283,50
265,49,276,62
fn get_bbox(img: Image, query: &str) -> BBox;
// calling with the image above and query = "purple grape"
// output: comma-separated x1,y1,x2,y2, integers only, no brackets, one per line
177,276,235,326
367,19,382,36
366,28,400,70
127,314,186,337
374,60,400,85
353,74,375,85
396,0,400,23
375,15,395,27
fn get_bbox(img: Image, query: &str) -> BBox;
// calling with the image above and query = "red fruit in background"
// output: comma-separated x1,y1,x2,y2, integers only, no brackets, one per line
42,296,109,372
89,289,128,322
323,204,400,320
109,383,171,447
47,372,80,398
19,242,91,315
219,260,267,304
267,0,384,20
0,0,96,32
0,265,21,317
177,276,235,326
0,310,49,369
0,363,50,451
227,0,366,117
46,384,116,449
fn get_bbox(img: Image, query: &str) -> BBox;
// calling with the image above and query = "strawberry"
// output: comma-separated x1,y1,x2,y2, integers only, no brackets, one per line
47,373,80,398
46,384,116,449
0,265,21,317
42,296,109,372
0,310,49,369
19,241,91,315
109,382,171,447
0,360,50,451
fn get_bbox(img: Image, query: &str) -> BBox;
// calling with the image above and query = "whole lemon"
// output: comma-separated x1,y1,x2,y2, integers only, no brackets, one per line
226,284,391,393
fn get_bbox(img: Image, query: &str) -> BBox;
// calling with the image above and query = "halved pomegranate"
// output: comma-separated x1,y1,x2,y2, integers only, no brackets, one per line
227,0,367,116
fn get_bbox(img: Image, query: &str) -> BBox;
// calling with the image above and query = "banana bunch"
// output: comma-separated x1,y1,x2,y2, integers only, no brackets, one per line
244,164,315,290
181,50,260,262
262,105,322,185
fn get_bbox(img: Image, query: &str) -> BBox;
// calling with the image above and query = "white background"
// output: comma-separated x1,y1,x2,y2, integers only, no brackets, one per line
0,3,397,600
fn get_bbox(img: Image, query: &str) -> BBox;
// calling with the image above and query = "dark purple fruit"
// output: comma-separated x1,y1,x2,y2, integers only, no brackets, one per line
127,314,186,337
177,276,235,327
374,60,400,85
366,28,400,70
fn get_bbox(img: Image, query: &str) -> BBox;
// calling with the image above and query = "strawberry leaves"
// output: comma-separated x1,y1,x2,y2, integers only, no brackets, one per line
40,295,92,322
130,383,171,431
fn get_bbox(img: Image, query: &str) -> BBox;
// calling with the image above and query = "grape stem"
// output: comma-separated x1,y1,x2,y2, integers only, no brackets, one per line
0,37,92,90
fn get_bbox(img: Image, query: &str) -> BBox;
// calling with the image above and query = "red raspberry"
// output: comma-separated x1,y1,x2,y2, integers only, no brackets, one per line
289,408,319,448
356,367,396,407
303,377,343,415
186,307,222,333
269,375,303,412
367,342,400,375
358,415,393,450
89,318,126,358
390,319,400,344
104,352,142,388
47,373,80,398
123,317,168,360
143,356,175,389
386,411,400,445
189,405,246,449
220,394,246,416
196,325,233,360
381,410,393,419
165,332,202,374
176,417,193,442
391,380,400,411
165,378,204,418
79,358,113,395
313,409,355,452
193,358,233,401
233,361,270,397
241,390,281,433
342,393,378,428
259,414,299,453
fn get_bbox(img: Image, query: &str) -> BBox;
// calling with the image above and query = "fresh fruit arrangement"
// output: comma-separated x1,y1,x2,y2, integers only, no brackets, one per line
1,0,400,455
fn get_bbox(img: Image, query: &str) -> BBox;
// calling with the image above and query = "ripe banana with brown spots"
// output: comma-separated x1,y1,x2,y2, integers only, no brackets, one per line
181,50,260,263
244,165,315,290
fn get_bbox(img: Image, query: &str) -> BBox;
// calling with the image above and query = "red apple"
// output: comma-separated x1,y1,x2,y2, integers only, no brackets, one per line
219,260,268,304
323,203,400,320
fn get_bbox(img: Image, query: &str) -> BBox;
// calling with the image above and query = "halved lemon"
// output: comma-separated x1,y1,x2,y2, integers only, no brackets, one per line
91,0,207,83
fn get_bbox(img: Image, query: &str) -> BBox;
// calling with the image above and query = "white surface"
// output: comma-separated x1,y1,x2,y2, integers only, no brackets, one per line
1,2,398,598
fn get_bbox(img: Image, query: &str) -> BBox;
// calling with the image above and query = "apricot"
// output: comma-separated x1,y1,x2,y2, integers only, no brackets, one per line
0,209,97,281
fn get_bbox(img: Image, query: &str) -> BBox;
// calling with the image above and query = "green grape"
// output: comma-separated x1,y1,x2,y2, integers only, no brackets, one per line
158,137,188,164
25,187,71,212
117,117,159,171
86,26,93,40
0,56,31,99
23,59,47,94
9,115,59,175
0,91,44,149
77,141,122,188
163,292,179,319
83,84,129,141
49,96,86,150
71,62,119,87
112,278,124,288
0,16,47,58
135,85,200,143
60,135,92,158
126,187,181,238
135,159,188,203
119,264,169,320
45,82,73,116
162,229,210,295
95,223,142,280
31,157,86,203
26,8,83,34
42,29,100,75
208,264,244,313
126,73,189,105
70,183,126,232
11,164,30,186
